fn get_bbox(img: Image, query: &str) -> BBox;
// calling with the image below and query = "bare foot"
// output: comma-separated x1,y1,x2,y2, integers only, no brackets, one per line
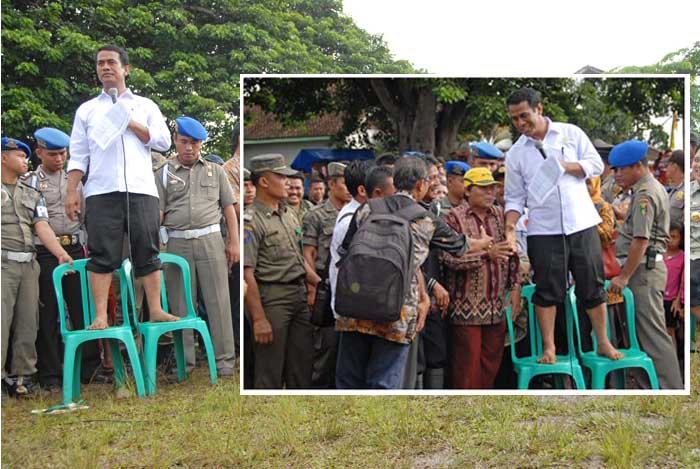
597,342,624,360
148,309,180,323
537,348,557,364
87,317,109,330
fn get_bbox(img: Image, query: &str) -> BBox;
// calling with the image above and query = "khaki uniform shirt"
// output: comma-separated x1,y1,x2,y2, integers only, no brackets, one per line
668,182,684,229
288,199,315,228
302,200,340,273
222,155,240,206
616,173,669,259
1,181,49,252
155,157,235,230
244,198,306,283
690,180,700,261
24,166,82,236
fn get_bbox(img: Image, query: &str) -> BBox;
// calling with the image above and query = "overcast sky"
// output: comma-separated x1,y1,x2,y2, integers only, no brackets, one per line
343,0,697,75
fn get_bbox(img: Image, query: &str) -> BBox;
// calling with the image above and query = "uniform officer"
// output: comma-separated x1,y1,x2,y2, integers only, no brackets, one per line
689,152,700,321
302,162,350,388
470,141,504,172
243,154,319,389
286,171,315,226
665,150,685,228
28,128,104,390
433,160,470,216
608,140,683,389
2,137,73,396
155,117,239,376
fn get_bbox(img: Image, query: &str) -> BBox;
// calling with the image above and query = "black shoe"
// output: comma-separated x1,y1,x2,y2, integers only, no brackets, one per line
4,376,32,397
81,368,113,385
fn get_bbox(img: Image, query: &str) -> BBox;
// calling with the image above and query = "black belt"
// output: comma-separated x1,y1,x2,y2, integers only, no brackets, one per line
34,234,80,246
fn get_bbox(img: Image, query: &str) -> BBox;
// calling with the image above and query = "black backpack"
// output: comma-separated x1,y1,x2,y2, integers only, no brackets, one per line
335,197,425,322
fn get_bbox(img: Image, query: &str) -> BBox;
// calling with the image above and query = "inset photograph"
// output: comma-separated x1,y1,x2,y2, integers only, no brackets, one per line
241,75,689,393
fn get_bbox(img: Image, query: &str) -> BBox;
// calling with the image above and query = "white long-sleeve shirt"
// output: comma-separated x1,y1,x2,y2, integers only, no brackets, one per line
68,89,171,198
504,119,602,236
329,198,360,315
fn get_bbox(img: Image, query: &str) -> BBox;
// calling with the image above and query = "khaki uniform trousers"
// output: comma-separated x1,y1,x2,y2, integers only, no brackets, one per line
628,262,683,389
1,259,40,377
254,280,312,389
165,233,235,370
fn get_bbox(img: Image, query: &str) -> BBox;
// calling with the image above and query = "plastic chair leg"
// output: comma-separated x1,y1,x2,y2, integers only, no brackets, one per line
572,366,586,390
644,362,660,390
173,330,187,382
614,369,626,390
142,333,159,395
516,371,532,390
196,324,218,385
590,369,608,390
122,338,146,398
110,339,127,389
62,340,79,405
73,344,83,400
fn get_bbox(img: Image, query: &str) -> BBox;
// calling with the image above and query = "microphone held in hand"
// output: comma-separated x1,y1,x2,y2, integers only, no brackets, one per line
108,87,118,104
534,140,548,160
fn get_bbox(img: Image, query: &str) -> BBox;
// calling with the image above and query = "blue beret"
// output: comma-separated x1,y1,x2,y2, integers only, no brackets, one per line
444,160,471,176
471,141,504,160
1,137,31,157
609,140,648,168
175,116,208,140
34,127,70,150
204,153,224,165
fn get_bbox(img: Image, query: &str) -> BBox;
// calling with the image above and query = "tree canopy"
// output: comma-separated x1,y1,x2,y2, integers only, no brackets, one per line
1,0,413,157
244,76,685,156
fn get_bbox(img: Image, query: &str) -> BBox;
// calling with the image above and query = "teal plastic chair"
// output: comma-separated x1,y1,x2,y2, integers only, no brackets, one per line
568,282,659,389
504,284,586,390
121,253,217,395
691,315,698,353
53,259,146,404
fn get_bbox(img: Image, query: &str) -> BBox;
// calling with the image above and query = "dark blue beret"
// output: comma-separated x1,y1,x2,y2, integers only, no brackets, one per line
471,141,504,160
204,153,225,165
34,127,70,150
609,140,648,168
176,116,208,140
1,137,31,157
444,160,471,176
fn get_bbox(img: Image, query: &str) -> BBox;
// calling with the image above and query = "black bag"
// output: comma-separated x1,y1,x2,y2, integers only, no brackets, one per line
335,197,425,322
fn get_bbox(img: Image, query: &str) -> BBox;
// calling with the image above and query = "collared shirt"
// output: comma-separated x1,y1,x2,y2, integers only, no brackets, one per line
68,89,171,198
335,193,435,345
505,119,602,235
156,156,234,230
329,198,361,314
302,199,341,273
690,180,700,260
24,166,83,236
616,173,669,260
668,181,684,228
1,181,49,252
221,154,240,205
243,198,306,283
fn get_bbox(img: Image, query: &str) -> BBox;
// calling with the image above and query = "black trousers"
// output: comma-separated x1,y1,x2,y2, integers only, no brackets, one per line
35,243,100,385
229,263,240,357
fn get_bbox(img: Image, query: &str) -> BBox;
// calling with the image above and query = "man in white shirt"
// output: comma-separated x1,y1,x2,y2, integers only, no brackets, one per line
503,87,622,366
65,44,178,330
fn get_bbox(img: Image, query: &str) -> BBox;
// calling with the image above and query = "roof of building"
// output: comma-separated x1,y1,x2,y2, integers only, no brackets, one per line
244,105,343,140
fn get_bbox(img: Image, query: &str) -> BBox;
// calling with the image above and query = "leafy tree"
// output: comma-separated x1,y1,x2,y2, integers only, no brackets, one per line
1,0,413,157
613,41,699,135
245,76,682,156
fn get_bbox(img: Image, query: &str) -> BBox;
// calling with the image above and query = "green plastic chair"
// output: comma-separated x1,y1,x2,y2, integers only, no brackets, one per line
121,253,217,395
567,282,659,389
53,259,146,404
504,284,586,390
691,315,698,353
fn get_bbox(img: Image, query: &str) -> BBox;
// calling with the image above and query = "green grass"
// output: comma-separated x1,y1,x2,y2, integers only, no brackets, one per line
2,357,700,468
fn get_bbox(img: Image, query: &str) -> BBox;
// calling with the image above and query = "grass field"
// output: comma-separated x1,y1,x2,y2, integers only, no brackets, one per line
2,357,699,468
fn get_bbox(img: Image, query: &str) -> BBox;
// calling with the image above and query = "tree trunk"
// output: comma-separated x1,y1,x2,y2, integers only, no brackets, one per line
435,102,469,158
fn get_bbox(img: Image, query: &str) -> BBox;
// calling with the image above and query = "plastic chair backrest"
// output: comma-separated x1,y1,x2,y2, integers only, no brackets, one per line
120,253,197,327
568,280,640,353
53,259,132,335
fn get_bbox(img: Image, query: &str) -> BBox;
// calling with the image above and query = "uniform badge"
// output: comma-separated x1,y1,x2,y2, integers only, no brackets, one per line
675,191,684,201
638,198,648,216
39,182,49,191
244,224,254,244
691,212,700,223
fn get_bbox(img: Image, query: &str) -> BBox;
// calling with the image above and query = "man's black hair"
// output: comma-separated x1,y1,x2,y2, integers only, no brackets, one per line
365,165,393,196
669,149,685,172
393,156,427,192
376,152,399,166
424,154,439,167
96,44,129,66
344,160,374,198
288,171,305,181
310,175,325,185
506,87,542,108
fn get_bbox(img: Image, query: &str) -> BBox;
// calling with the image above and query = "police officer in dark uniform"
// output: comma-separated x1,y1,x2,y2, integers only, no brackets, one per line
243,154,320,389
28,128,104,390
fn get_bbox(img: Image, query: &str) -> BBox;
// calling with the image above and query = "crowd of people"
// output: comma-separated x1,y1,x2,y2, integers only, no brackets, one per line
2,44,242,398
243,87,696,390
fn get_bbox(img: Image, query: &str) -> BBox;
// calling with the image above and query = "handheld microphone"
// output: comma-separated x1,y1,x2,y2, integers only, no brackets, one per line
534,140,547,160
108,87,118,104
